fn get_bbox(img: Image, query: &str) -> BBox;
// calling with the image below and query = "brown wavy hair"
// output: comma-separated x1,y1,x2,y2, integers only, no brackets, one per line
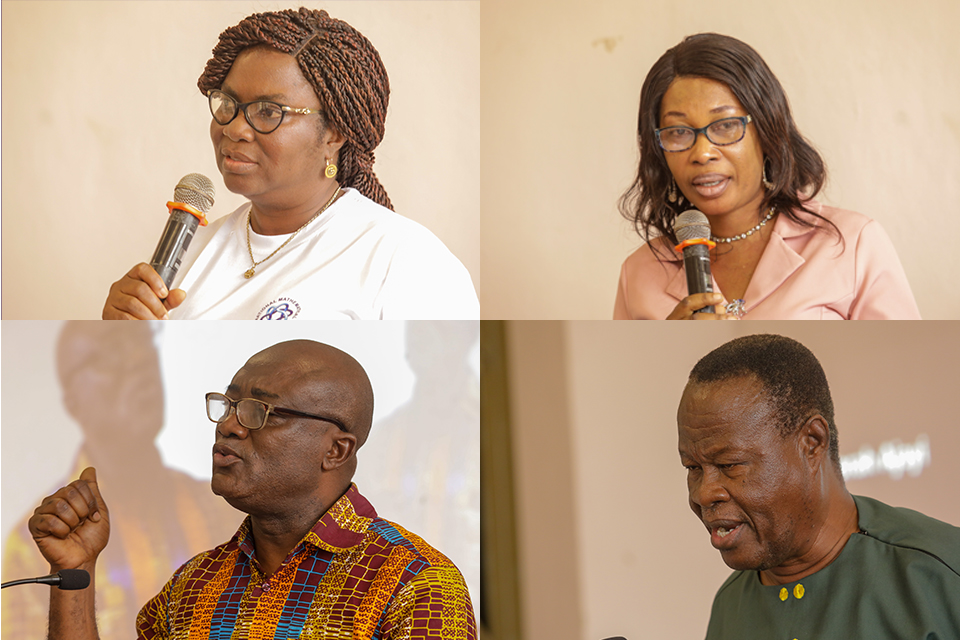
198,7,393,209
619,33,832,253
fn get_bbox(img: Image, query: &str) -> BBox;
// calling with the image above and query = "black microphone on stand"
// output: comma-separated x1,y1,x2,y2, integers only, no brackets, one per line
672,209,717,314
1,569,90,590
149,173,216,291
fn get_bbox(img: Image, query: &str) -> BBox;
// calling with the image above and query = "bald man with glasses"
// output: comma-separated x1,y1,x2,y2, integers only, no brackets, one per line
27,340,476,640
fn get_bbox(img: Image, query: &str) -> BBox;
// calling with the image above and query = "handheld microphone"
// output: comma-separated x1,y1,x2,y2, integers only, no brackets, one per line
1,569,91,590
149,173,216,290
673,209,717,314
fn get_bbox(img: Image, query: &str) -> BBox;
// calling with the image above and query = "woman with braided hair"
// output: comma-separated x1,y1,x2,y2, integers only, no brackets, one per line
102,7,477,320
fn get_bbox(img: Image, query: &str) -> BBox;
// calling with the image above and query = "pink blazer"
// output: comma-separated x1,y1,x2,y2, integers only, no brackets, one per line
613,202,920,320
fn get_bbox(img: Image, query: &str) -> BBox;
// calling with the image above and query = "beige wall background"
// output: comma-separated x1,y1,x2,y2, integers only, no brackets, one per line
482,0,960,319
1,0,480,319
503,321,960,640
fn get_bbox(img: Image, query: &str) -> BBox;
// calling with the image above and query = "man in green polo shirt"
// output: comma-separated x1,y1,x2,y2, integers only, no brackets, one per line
678,334,960,639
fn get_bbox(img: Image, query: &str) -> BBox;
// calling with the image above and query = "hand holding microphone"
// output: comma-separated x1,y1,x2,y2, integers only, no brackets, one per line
102,174,215,320
665,209,733,320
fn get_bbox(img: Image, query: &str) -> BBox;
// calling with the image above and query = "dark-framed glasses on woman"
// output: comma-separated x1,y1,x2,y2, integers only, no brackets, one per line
655,115,753,152
207,89,322,134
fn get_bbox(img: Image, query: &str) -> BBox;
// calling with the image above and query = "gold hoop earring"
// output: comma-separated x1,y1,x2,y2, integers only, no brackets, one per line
762,163,774,190
668,179,678,203
325,159,338,179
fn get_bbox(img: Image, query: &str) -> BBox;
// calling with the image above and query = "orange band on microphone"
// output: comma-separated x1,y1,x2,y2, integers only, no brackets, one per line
166,201,209,227
674,238,716,253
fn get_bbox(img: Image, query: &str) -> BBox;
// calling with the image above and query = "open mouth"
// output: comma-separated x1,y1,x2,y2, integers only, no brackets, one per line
709,522,744,548
691,176,730,198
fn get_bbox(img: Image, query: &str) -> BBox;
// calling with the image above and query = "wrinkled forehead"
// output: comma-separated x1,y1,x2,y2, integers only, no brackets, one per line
678,375,774,433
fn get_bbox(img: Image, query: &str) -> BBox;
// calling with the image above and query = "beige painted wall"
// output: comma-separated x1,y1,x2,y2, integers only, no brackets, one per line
1,0,480,319
482,0,960,319
504,321,960,639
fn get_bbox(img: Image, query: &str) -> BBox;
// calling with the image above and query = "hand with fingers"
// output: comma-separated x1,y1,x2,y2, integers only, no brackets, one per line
28,467,109,640
666,293,737,320
29,467,111,572
102,263,187,320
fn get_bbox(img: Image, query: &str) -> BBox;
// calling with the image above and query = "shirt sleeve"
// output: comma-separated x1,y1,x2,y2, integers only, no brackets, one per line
613,261,631,319
848,219,921,319
136,579,171,640
380,566,477,640
378,228,479,320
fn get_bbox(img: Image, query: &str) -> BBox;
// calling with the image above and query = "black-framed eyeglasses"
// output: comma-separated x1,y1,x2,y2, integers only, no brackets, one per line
655,115,753,152
207,89,323,134
205,392,346,431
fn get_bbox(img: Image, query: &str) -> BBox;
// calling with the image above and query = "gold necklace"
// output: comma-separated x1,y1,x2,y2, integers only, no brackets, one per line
244,186,341,279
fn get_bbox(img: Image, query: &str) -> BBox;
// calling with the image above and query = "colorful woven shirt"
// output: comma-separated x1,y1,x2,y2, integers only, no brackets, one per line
135,485,476,639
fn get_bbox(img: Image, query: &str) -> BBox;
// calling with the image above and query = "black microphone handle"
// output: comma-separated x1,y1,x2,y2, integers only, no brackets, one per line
681,242,715,314
1,569,90,590
149,208,201,291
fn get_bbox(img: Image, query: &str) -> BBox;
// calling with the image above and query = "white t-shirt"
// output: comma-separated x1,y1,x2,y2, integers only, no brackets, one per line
170,188,478,319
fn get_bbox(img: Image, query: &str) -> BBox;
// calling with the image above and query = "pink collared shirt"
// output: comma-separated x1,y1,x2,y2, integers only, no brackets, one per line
613,202,921,320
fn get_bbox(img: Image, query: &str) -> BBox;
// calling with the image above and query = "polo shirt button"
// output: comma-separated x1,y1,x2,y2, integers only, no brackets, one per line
793,584,805,599
779,587,788,602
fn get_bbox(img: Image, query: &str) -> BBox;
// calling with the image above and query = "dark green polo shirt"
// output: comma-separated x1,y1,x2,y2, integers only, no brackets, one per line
705,495,960,639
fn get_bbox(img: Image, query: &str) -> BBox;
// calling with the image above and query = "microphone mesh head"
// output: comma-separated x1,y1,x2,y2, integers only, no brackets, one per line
673,209,711,242
58,569,91,590
173,173,216,214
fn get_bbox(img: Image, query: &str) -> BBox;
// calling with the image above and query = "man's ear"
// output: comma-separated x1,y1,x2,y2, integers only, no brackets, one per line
798,414,830,472
322,429,357,471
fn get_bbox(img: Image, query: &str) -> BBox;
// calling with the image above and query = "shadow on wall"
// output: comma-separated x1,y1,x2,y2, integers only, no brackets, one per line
2,322,241,640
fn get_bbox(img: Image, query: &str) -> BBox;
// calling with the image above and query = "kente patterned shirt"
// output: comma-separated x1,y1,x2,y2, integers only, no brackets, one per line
135,485,477,639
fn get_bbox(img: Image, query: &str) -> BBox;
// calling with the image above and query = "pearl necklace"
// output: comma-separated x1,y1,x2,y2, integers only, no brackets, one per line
711,208,776,244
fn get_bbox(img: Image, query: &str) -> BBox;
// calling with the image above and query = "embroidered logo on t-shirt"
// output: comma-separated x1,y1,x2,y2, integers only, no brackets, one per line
256,297,301,320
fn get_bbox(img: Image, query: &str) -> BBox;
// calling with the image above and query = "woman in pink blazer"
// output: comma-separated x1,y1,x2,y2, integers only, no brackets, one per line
614,33,920,320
